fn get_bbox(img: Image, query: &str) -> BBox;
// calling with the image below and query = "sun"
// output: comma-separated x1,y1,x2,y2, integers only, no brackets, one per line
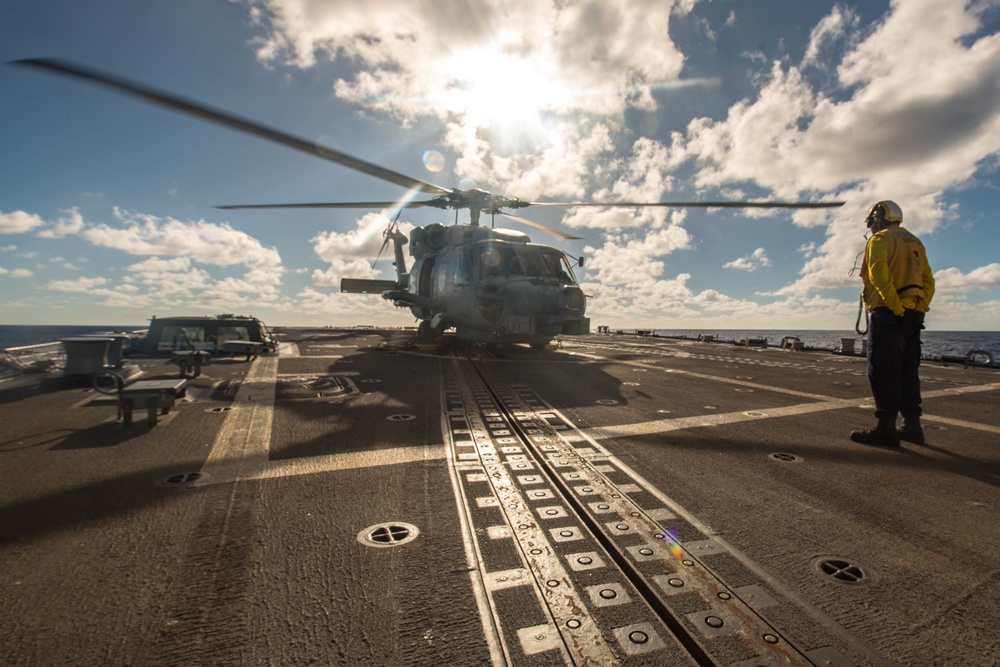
443,45,571,135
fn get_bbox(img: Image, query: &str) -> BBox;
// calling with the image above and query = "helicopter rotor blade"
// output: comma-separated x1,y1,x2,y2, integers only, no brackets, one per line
498,213,582,240
216,201,437,210
371,210,406,269
523,200,845,209
13,58,453,197
371,233,391,270
13,59,847,227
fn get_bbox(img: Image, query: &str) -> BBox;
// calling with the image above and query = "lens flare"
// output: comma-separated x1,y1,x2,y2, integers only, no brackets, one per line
422,149,445,173
659,526,683,559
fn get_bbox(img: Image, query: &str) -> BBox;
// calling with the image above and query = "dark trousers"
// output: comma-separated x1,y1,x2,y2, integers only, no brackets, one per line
867,307,924,422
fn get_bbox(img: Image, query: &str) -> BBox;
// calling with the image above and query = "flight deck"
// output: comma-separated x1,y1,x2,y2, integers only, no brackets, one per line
1,328,998,666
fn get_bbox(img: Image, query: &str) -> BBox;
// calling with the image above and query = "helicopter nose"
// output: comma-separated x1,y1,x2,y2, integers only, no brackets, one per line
504,282,585,315
559,286,586,314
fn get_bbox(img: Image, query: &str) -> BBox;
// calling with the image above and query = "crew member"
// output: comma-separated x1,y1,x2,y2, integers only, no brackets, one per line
851,200,935,447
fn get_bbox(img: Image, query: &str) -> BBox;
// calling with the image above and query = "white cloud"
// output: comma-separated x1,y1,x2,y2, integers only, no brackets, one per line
122,257,212,297
312,259,380,287
126,256,194,273
248,0,693,113
560,137,691,231
24,209,291,311
0,210,46,234
798,242,817,258
802,5,860,68
242,0,704,201
9,2,998,330
311,212,399,262
582,222,692,286
238,0,1000,330
582,272,697,323
36,207,85,238
663,0,1000,308
724,247,772,272
309,212,412,286
45,276,109,292
933,263,1000,293
83,208,284,289
292,286,405,319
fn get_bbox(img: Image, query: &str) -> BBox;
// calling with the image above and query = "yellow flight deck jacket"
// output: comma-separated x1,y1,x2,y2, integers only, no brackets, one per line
861,224,935,316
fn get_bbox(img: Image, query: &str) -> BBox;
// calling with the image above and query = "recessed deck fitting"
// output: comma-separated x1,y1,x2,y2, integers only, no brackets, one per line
156,472,206,488
768,452,804,463
358,522,420,548
811,556,872,585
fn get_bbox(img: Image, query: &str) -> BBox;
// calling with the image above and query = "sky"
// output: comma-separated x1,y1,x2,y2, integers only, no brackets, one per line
1,0,999,331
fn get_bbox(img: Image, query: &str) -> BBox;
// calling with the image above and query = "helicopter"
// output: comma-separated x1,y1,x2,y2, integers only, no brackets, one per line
15,58,845,347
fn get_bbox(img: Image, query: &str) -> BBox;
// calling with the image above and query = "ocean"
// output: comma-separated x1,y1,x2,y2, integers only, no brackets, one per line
0,324,997,362
606,328,1000,362
0,325,146,350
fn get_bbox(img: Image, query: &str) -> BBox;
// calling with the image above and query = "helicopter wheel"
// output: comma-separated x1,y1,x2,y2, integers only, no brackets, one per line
417,320,433,343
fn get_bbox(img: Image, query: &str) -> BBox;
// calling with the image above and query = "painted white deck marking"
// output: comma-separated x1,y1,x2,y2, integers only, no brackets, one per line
276,342,299,357
250,447,444,480
570,349,1000,440
200,354,277,483
202,353,444,485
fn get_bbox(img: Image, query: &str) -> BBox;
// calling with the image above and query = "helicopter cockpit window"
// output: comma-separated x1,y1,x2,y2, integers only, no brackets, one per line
563,256,577,283
541,250,577,284
476,242,577,284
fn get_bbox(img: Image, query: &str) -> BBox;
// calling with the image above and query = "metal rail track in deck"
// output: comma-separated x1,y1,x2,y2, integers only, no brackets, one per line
442,347,859,667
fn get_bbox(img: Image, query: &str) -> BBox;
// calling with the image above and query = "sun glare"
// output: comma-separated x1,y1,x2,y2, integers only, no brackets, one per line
444,46,569,137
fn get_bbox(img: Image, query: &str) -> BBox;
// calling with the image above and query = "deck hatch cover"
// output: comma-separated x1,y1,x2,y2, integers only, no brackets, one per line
812,556,872,585
358,522,420,548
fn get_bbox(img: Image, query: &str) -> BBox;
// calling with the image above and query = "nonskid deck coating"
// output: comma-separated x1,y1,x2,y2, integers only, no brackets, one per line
1,328,998,666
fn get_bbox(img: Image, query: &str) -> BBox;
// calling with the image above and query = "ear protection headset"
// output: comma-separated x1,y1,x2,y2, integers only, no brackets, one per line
865,200,903,230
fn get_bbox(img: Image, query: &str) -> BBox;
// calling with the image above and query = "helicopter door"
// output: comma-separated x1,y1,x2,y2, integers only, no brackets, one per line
417,256,436,298
406,256,436,320
414,255,437,320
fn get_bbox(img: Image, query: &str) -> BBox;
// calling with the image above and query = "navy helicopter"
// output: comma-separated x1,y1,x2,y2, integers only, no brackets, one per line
15,59,844,347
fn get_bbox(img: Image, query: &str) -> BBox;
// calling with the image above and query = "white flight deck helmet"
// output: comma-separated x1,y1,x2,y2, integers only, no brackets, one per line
865,200,903,230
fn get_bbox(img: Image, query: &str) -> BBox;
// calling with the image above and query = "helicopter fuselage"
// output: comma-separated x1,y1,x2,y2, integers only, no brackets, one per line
367,223,589,346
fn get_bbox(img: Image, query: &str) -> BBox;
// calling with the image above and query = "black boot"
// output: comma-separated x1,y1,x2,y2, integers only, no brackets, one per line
898,418,925,445
850,420,900,447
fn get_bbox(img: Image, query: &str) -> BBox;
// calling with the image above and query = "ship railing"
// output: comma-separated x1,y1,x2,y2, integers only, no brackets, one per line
0,341,66,376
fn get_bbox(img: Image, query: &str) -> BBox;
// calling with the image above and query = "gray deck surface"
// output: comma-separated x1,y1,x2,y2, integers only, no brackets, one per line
1,328,997,666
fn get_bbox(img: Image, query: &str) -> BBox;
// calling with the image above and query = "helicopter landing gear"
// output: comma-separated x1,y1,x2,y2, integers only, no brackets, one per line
417,320,434,343
416,320,446,349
